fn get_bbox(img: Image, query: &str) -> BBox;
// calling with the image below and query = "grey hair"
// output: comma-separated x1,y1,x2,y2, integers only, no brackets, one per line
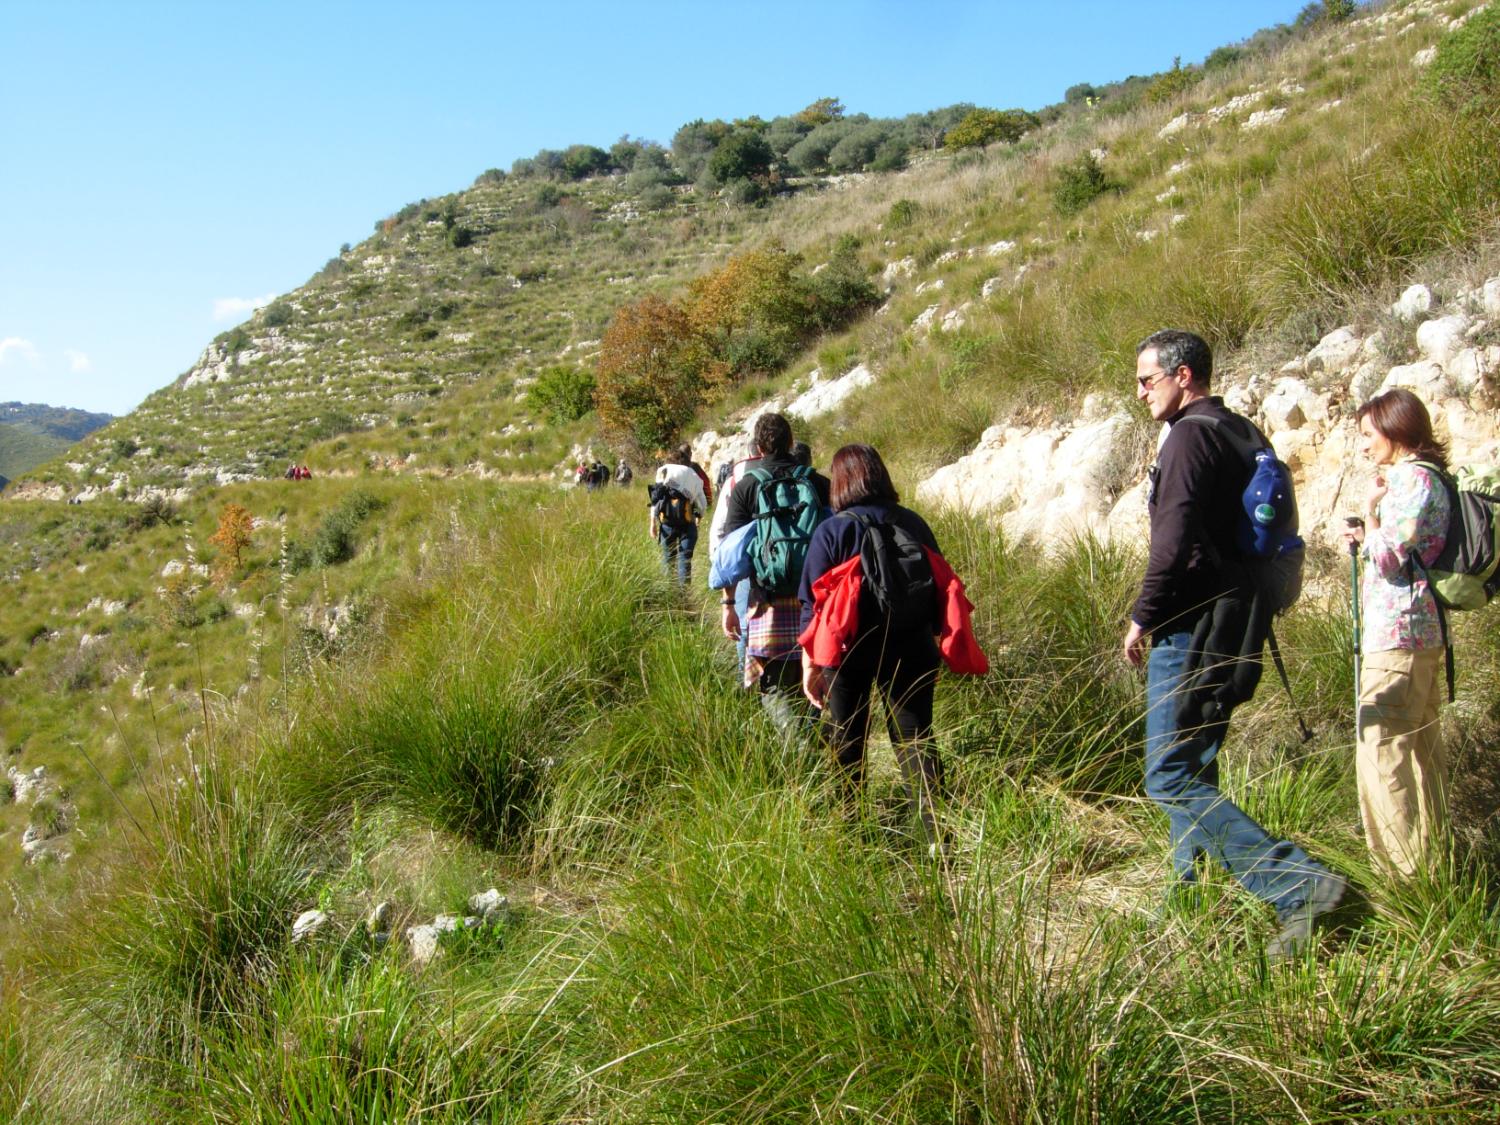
1137,329,1212,388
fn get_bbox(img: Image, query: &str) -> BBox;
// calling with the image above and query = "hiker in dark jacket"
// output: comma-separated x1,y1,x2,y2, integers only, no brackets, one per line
797,443,944,843
722,413,830,714
1122,329,1345,961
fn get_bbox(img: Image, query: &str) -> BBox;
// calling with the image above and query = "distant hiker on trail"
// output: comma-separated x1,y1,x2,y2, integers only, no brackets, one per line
715,459,734,495
798,443,985,847
588,461,610,490
791,441,812,469
1122,329,1346,961
1340,388,1452,878
649,450,708,584
615,460,633,487
721,413,830,722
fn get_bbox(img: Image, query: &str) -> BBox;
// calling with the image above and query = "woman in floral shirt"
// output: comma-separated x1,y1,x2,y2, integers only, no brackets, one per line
1340,388,1451,877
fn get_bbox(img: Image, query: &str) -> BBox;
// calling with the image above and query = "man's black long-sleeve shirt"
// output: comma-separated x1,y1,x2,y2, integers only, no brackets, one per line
1132,397,1256,633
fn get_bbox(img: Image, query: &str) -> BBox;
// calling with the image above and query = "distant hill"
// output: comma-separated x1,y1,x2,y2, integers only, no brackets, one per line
0,403,112,487
0,401,113,442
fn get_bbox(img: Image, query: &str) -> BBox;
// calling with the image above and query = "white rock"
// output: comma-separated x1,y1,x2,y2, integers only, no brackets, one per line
1412,46,1437,66
1348,360,1386,403
1482,278,1500,319
1304,327,1362,375
292,909,329,941
939,304,971,333
1416,314,1471,366
913,278,945,296
916,411,1137,547
911,305,942,332
1391,284,1433,320
1242,107,1287,130
980,277,1005,299
1382,360,1446,397
1446,348,1488,394
934,250,962,266
786,364,877,420
879,257,916,290
367,901,391,932
1260,386,1306,432
985,240,1016,256
468,889,508,921
161,560,186,577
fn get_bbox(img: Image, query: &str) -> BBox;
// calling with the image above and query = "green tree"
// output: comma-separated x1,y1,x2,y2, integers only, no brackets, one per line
526,365,597,424
794,97,845,127
943,108,1040,149
708,130,774,185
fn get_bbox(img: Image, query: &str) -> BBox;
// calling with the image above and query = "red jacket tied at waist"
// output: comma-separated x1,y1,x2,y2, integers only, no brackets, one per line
798,548,988,675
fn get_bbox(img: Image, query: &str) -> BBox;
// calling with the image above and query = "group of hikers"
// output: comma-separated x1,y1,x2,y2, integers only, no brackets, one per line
638,327,1479,963
575,459,630,490
282,463,313,480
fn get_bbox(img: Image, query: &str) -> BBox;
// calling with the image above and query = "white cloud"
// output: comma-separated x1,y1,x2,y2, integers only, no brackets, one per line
212,294,276,322
0,337,40,365
64,349,92,373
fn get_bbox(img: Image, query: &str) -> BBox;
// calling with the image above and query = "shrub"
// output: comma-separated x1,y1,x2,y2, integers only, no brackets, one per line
944,108,1039,149
474,167,506,186
261,301,293,328
111,436,138,460
1053,152,1117,215
560,144,611,180
1145,58,1200,104
526,364,597,424
208,503,255,586
886,198,920,229
1425,3,1500,112
446,225,474,249
311,490,385,568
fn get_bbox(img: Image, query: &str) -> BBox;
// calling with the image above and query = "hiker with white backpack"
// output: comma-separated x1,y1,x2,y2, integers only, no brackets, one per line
1340,388,1454,878
649,451,708,584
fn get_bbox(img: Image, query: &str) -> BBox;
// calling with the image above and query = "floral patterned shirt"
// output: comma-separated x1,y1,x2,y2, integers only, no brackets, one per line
1361,460,1450,653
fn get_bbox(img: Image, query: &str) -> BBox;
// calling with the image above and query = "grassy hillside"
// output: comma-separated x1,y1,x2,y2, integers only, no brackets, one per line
0,423,70,486
3,2,1500,1119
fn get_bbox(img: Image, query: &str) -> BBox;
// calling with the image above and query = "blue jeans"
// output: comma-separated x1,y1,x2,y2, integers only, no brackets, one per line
659,524,697,583
1144,627,1326,916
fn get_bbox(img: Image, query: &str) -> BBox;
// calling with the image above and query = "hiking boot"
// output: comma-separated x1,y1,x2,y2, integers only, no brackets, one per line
1267,871,1348,964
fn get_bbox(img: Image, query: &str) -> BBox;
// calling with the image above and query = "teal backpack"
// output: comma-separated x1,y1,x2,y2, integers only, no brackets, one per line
748,465,825,595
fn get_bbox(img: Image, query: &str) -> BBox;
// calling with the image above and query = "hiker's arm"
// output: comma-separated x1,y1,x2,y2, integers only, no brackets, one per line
721,598,740,640
1122,619,1148,667
801,649,828,708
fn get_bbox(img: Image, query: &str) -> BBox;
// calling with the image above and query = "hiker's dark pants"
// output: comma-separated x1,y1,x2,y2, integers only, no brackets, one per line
659,524,697,584
1144,626,1326,916
823,630,942,841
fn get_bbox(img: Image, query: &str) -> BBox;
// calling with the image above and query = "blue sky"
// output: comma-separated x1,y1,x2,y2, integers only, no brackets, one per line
1,0,1307,417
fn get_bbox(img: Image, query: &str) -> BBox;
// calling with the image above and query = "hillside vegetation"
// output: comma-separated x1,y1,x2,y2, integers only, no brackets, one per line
4,1,1500,1120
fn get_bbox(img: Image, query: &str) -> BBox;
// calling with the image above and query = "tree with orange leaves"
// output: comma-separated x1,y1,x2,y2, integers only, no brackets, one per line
595,294,726,452
208,502,255,587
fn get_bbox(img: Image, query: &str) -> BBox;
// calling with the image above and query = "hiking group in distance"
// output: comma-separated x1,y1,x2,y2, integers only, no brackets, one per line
638,328,1498,964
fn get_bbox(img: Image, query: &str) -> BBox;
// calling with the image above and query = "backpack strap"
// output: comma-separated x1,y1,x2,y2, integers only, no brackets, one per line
1403,548,1456,703
1266,624,1314,743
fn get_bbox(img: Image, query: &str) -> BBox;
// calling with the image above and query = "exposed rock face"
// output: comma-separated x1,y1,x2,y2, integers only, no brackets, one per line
917,277,1500,556
915,396,1139,545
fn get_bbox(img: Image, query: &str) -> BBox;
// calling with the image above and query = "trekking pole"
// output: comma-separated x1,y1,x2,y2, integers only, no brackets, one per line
1346,516,1364,736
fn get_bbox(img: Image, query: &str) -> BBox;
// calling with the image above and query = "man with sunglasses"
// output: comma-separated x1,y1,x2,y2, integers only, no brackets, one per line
1122,329,1346,962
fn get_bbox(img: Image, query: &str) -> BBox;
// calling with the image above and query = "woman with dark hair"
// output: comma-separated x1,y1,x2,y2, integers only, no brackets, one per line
1340,387,1451,877
796,443,949,843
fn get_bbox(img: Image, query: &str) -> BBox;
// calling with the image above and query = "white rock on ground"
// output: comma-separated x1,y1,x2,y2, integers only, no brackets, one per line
1415,314,1471,367
1304,327,1362,375
1391,284,1434,320
291,910,329,941
468,889,508,922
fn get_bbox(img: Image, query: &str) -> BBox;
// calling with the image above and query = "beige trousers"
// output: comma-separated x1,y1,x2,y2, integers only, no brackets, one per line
1356,647,1447,877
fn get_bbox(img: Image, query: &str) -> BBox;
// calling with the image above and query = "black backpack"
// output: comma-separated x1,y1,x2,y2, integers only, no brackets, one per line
649,484,695,533
1172,412,1311,740
844,511,937,633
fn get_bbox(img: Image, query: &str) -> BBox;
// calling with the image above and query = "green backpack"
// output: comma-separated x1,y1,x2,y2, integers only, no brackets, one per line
748,465,826,595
